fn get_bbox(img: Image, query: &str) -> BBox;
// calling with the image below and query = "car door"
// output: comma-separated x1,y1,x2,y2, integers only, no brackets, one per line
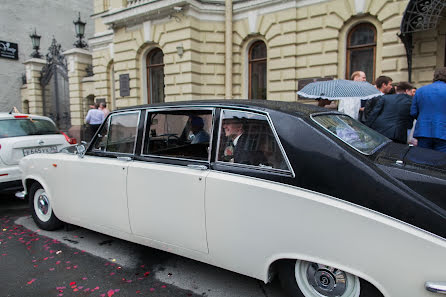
127,108,214,253
54,111,141,234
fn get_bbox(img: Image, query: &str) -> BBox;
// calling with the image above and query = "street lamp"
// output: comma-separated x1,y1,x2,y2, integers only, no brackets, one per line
29,28,42,58
73,12,88,49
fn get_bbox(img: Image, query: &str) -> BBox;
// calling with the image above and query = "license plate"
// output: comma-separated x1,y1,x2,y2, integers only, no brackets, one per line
23,146,58,156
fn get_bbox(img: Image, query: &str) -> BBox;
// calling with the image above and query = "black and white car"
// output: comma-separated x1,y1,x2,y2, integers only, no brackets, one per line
20,100,446,297
0,112,73,192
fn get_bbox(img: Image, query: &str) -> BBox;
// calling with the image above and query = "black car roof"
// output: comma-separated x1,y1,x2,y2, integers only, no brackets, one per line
119,99,333,117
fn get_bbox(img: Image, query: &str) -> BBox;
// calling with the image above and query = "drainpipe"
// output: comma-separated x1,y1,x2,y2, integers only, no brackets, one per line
225,0,233,99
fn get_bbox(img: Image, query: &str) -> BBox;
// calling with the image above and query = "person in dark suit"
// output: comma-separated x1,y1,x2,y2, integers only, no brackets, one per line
365,82,414,143
221,118,267,166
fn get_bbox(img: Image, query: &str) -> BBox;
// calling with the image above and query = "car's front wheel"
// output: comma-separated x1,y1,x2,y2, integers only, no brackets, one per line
29,182,63,230
279,260,363,297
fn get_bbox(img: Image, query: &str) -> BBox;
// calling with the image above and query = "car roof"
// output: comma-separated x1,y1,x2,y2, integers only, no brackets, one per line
0,113,53,120
119,99,336,117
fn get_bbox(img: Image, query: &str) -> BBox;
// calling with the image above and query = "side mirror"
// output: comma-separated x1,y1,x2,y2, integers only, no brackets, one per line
76,143,86,158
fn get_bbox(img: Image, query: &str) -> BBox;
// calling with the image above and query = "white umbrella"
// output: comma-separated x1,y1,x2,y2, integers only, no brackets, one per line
297,79,383,100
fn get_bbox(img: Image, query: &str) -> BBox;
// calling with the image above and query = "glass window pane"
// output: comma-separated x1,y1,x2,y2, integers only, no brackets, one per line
150,49,163,65
349,48,374,84
349,26,375,46
217,110,288,170
143,111,212,160
250,61,267,99
0,119,59,138
150,66,165,103
93,112,139,154
250,42,266,60
92,119,109,152
312,114,390,155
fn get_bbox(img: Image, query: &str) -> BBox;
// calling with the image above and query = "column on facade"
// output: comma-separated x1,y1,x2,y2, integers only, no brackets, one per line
225,0,233,99
63,48,93,141
22,58,47,115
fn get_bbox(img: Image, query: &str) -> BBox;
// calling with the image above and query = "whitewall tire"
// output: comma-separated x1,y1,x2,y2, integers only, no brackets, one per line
29,182,63,230
279,260,374,297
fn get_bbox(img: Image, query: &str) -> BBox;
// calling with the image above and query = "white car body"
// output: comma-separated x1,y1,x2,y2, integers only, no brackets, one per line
19,102,446,297
0,113,69,191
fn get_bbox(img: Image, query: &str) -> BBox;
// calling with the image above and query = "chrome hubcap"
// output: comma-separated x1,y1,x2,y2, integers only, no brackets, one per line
37,194,49,216
307,263,347,296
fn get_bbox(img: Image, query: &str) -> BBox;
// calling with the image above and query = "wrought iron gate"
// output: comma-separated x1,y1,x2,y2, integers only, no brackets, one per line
40,38,71,132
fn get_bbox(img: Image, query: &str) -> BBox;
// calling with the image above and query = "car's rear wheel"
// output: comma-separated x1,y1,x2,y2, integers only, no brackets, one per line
279,260,363,297
29,182,63,230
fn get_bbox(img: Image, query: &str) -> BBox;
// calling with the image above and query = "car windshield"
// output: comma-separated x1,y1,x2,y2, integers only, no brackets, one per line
0,118,59,138
312,113,391,155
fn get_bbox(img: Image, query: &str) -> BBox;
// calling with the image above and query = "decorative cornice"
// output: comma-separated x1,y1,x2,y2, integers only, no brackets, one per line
89,30,114,50
101,0,329,28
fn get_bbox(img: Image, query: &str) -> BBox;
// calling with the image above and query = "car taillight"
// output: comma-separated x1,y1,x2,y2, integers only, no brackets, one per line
14,115,29,118
61,132,77,145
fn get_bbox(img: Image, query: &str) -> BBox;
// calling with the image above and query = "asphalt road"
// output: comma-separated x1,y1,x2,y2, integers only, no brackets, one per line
0,193,287,297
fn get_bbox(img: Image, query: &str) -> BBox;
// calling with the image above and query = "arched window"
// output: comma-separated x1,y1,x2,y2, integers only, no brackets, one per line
146,48,165,104
249,41,267,100
23,100,30,114
346,23,376,83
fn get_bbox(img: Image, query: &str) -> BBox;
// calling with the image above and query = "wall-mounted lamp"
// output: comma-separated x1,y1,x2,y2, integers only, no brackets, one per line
176,44,184,58
73,12,88,49
29,28,42,58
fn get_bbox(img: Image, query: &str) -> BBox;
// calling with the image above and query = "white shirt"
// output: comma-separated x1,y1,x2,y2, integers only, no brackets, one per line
338,99,361,120
233,134,242,146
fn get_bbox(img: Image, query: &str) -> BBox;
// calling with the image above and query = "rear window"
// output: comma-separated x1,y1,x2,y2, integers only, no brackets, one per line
312,114,390,155
0,118,59,138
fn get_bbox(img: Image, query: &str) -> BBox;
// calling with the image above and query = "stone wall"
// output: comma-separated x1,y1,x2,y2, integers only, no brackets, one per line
88,0,445,109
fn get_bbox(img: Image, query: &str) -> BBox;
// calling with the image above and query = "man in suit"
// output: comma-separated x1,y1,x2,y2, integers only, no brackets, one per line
363,76,393,122
410,67,446,152
221,118,266,166
365,82,414,143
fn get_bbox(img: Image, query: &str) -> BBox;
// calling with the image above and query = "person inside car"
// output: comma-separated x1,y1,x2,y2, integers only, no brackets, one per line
189,116,210,144
221,117,267,166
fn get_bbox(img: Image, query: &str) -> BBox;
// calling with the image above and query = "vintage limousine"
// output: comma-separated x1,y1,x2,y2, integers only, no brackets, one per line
20,100,446,297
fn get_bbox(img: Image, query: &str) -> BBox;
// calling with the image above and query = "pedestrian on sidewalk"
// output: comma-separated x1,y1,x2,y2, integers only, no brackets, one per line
338,70,367,119
85,103,104,141
365,82,414,143
410,67,446,152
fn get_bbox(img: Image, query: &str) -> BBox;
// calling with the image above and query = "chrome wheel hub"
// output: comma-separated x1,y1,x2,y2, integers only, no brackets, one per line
307,263,347,296
37,194,49,215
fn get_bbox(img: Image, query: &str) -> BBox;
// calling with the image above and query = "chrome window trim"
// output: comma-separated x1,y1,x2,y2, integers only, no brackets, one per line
92,110,141,155
310,113,391,156
141,107,215,163
215,109,295,177
123,103,269,115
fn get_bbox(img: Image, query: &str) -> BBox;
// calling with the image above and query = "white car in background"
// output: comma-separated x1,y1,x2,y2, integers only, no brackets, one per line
0,112,74,192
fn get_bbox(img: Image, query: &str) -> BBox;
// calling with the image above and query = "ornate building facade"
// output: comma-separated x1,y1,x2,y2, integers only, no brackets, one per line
21,0,446,140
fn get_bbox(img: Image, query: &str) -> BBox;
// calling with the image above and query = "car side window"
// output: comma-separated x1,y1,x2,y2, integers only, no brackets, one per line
92,112,139,154
142,110,212,161
217,110,289,170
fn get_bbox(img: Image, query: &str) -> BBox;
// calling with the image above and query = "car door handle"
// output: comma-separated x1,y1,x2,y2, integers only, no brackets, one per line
426,282,446,294
187,164,208,170
117,156,132,162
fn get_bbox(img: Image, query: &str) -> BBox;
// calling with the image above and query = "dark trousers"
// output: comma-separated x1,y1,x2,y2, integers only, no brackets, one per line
417,137,446,153
88,124,101,141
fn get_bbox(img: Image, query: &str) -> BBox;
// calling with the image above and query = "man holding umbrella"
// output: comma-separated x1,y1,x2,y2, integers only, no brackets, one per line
337,71,367,119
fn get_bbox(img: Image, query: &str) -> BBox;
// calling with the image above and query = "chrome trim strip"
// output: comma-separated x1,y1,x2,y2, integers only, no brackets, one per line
137,154,209,164
215,109,294,177
124,103,269,115
140,107,215,163
310,113,391,156
425,282,446,294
